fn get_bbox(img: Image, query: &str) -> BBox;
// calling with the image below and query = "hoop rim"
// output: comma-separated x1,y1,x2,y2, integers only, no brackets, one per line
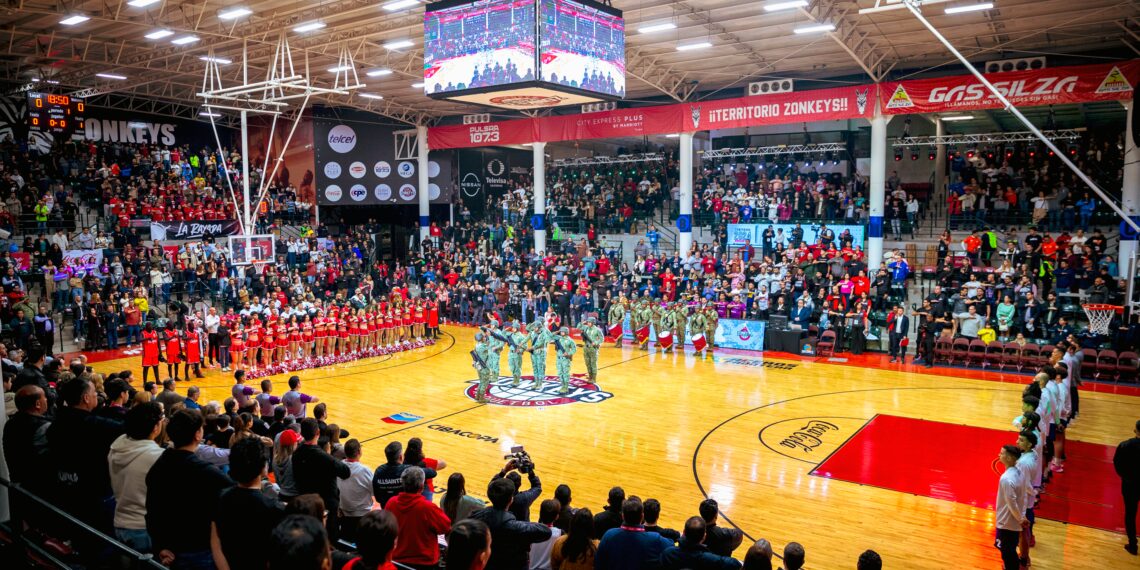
1082,303,1123,313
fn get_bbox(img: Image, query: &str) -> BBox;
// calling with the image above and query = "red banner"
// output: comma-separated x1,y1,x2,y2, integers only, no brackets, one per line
428,85,874,149
879,60,1138,115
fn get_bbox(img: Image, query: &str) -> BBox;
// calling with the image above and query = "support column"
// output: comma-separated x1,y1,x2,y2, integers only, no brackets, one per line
1121,102,1140,280
934,117,947,198
241,110,252,235
532,142,547,254
417,125,430,244
677,132,695,255
868,109,891,269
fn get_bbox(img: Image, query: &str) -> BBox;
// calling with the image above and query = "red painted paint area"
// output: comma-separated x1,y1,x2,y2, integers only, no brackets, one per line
811,414,1125,534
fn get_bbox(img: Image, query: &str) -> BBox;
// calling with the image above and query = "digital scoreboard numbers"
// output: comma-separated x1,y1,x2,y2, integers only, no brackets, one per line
27,92,85,135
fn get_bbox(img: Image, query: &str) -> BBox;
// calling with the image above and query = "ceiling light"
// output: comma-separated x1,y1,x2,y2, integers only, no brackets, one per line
384,39,415,50
411,82,425,88
366,69,393,77
328,65,353,73
127,0,162,6
145,29,174,39
60,15,90,26
793,23,835,34
638,22,676,34
763,0,808,11
200,111,222,117
96,73,127,80
293,21,326,33
676,42,712,51
382,0,420,11
360,93,384,100
945,2,994,14
200,56,233,64
218,7,253,19
665,134,680,138
941,115,975,121
171,35,200,45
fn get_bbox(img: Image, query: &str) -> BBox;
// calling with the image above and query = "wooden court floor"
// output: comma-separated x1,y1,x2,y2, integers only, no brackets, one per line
105,325,1139,569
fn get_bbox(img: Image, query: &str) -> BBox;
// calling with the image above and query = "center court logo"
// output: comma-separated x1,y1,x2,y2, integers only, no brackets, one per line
327,125,357,153
465,375,613,407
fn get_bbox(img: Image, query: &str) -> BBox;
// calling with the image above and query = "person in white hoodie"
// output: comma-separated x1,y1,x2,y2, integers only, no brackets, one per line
108,401,166,553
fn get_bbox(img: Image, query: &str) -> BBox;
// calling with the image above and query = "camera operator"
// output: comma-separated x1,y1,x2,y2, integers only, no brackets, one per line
492,454,542,522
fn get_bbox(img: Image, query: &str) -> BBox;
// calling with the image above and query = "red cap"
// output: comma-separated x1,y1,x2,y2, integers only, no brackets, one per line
278,429,301,446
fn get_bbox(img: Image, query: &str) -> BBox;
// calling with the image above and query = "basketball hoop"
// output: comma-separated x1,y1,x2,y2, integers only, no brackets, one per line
1082,304,1122,335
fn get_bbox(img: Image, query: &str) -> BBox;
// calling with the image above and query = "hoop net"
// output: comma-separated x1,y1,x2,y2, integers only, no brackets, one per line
1082,304,1121,335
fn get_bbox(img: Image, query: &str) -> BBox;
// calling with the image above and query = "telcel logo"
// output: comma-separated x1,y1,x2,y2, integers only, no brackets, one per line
327,125,357,153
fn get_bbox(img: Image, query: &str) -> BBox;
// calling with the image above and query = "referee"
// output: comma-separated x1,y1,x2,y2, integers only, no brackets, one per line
1115,419,1140,555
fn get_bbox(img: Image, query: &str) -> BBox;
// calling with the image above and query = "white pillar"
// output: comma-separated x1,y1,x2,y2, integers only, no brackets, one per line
240,110,252,235
533,142,547,254
417,125,430,243
1121,103,1140,279
678,132,695,255
868,109,891,269
934,117,947,198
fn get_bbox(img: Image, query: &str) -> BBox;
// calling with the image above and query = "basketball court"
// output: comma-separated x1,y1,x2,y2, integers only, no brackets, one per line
90,324,1137,569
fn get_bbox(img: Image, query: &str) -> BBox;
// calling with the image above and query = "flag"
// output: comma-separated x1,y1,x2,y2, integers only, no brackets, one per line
382,412,422,425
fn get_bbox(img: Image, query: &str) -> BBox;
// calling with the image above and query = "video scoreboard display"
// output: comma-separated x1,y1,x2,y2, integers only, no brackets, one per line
27,92,85,135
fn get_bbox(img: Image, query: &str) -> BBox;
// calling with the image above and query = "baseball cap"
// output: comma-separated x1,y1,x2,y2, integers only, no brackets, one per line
278,429,301,446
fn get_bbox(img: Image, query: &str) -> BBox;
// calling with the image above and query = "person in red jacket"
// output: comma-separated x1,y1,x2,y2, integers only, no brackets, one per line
182,324,204,379
140,322,163,383
385,467,451,568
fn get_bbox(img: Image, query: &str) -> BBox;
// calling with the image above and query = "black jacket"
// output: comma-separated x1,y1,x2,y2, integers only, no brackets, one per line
659,539,742,570
292,443,350,509
703,523,744,557
593,505,623,539
2,411,51,490
46,406,123,510
1115,436,1140,487
14,364,54,408
146,449,234,554
491,470,542,522
372,462,437,508
469,507,552,570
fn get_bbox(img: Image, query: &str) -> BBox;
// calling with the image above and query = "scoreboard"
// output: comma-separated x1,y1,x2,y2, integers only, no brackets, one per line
27,92,85,135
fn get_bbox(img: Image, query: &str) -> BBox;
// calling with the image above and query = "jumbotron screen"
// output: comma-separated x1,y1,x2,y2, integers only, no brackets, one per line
538,0,625,98
423,0,537,96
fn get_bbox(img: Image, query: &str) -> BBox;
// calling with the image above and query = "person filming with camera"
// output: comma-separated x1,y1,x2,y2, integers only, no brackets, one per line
492,447,543,522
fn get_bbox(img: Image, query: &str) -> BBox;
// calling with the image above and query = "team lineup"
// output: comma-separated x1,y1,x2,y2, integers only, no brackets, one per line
469,297,723,403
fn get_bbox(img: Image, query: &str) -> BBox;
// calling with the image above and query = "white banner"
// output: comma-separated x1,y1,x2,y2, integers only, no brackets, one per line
62,249,103,275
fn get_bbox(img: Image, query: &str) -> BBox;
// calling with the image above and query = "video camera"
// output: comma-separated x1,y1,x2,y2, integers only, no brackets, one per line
504,445,535,474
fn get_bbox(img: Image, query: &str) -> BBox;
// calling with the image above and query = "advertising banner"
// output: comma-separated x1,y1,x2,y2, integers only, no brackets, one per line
82,107,238,149
314,107,454,206
457,147,531,217
150,219,242,241
714,318,767,352
725,223,866,248
428,85,875,149
62,249,103,275
246,113,317,217
879,60,1139,115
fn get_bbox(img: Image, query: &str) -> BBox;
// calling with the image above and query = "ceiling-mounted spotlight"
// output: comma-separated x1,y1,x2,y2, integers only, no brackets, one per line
966,148,976,159
894,149,903,161
928,148,936,161
1028,147,1036,158
1004,147,1013,160
1068,144,1078,156
911,150,919,161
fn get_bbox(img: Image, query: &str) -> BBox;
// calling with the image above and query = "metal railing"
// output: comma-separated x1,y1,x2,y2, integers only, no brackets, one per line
0,477,167,569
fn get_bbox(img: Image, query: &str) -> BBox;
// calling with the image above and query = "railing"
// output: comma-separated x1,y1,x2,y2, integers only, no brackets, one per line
0,477,167,570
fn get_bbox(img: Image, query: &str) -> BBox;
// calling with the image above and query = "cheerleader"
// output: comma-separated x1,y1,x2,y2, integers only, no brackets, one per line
382,308,395,349
261,322,275,369
402,307,413,346
246,321,260,371
347,309,361,356
183,323,204,379
314,311,328,360
413,301,426,341
427,299,440,339
337,311,349,358
367,309,379,352
301,315,315,364
231,323,247,372
162,321,183,381
275,316,289,364
288,316,301,363
140,322,162,383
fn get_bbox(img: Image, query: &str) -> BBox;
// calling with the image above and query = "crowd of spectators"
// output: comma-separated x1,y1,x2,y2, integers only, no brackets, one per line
3,355,887,569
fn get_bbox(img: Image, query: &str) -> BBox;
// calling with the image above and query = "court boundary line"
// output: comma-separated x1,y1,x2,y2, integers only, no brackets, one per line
808,413,878,472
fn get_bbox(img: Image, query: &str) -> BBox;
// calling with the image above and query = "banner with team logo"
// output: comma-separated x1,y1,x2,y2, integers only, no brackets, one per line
714,319,767,352
150,219,241,240
427,86,875,149
313,107,454,205
879,60,1139,115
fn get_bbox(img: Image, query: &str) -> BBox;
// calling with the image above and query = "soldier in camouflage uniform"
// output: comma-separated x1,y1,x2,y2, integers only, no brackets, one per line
473,333,493,403
672,301,690,354
689,308,708,357
632,299,652,351
658,307,676,354
607,297,627,348
703,301,719,359
580,316,604,382
553,327,577,395
506,321,528,387
649,302,665,350
527,319,554,389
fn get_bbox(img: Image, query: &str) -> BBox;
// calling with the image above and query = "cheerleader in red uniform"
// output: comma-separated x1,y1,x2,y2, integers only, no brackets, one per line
413,301,426,342
314,312,327,360
428,300,440,340
301,315,314,364
183,324,204,378
141,322,163,383
337,312,349,358
402,308,413,346
231,323,246,372
275,317,289,364
367,309,379,352
329,306,342,356
261,323,275,369
162,322,183,380
380,308,392,349
245,321,260,371
288,316,301,363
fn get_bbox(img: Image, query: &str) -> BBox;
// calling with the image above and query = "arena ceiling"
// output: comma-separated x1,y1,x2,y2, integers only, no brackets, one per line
1,0,1137,129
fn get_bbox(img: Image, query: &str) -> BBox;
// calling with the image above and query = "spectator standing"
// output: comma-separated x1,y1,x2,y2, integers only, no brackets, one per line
146,408,235,569
3,385,51,494
659,517,742,570
404,437,445,501
441,472,487,525
337,438,375,542
595,497,673,570
342,510,400,570
493,458,542,522
108,402,166,553
211,437,285,570
550,508,598,570
372,440,438,509
385,466,452,569
446,519,493,570
593,486,625,539
1115,419,1140,555
283,375,320,418
268,515,332,570
470,478,552,570
292,418,351,540
698,499,744,557
528,499,563,570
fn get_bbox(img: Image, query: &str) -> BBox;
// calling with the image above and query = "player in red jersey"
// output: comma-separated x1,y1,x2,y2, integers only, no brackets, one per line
162,322,182,380
140,322,163,383
183,324,204,379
